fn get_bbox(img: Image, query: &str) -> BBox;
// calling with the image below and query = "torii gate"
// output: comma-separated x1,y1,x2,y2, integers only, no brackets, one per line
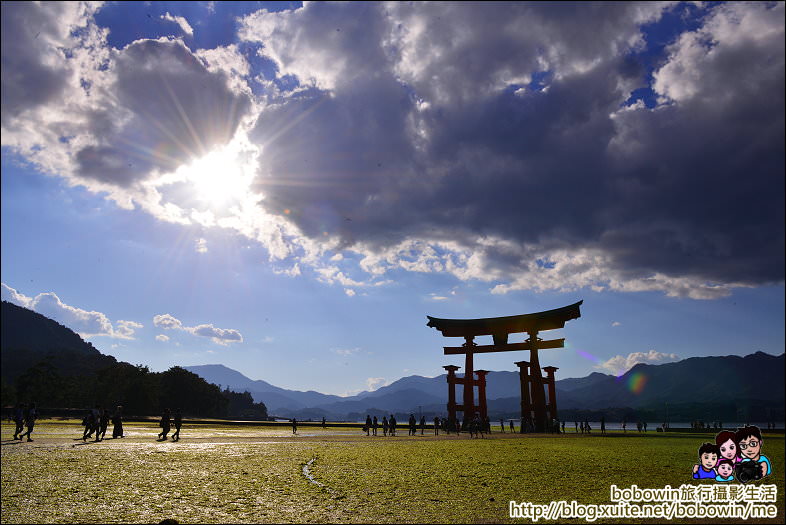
427,300,582,433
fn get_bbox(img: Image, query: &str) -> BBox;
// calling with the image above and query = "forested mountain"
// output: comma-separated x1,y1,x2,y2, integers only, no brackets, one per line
1,301,267,419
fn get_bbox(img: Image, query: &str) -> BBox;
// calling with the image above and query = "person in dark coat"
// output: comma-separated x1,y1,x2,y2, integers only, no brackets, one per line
172,408,182,441
13,403,25,440
98,408,110,441
158,408,171,440
112,405,124,438
19,403,37,442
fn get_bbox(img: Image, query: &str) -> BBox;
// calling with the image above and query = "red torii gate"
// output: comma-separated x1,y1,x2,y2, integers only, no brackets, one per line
427,301,582,433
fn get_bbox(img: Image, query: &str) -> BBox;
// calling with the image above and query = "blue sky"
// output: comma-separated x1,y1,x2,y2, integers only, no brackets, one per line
2,2,784,396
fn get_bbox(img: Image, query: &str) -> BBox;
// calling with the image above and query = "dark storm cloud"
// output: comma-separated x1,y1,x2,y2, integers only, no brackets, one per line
1,2,74,126
243,2,784,294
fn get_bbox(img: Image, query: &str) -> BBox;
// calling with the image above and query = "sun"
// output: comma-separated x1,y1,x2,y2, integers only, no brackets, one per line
183,143,255,207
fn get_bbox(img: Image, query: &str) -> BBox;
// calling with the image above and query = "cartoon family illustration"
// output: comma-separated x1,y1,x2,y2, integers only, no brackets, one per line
692,425,772,483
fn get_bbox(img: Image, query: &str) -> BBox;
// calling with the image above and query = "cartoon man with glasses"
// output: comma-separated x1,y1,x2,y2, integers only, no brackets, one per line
734,425,771,478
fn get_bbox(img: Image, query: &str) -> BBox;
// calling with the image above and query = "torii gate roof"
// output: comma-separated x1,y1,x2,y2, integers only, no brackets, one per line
427,300,582,338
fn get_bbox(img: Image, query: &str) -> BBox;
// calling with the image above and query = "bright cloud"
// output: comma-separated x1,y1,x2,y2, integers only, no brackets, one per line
366,377,387,391
334,347,361,357
597,349,680,376
160,12,194,36
153,313,243,345
156,334,170,342
2,283,142,339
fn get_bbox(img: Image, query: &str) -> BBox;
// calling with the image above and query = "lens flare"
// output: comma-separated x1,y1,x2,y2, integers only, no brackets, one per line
576,349,601,364
628,371,648,394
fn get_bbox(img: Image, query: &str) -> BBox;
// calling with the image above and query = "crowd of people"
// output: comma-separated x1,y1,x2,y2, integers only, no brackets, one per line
11,405,777,443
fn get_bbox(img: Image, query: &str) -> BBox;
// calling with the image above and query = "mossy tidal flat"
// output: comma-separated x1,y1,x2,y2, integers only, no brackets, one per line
2,421,783,523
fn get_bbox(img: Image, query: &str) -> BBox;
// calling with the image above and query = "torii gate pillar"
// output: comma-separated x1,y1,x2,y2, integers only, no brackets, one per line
443,365,460,426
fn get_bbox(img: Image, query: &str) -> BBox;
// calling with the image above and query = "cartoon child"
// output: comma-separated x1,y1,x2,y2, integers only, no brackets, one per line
735,425,771,478
692,442,719,479
715,459,735,482
715,430,741,465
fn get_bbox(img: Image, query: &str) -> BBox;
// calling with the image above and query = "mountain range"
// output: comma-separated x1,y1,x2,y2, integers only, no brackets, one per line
184,351,784,420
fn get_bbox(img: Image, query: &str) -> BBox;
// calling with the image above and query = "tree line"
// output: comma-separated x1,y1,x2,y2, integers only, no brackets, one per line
1,359,267,420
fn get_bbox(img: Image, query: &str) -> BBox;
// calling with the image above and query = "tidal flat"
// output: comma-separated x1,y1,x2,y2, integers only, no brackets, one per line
2,421,783,523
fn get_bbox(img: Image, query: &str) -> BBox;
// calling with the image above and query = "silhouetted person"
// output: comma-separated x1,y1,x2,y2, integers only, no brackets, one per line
575,421,579,433
382,416,389,436
600,416,606,435
408,414,416,436
470,414,484,438
420,415,426,435
509,420,514,433
99,408,110,441
500,418,505,433
434,416,440,435
322,417,326,429
158,408,171,440
19,403,37,442
90,404,101,441
365,415,372,436
292,417,297,434
372,416,378,436
13,403,25,440
172,409,182,441
389,415,397,436
643,421,647,432
112,405,124,438
83,409,95,441
561,420,566,433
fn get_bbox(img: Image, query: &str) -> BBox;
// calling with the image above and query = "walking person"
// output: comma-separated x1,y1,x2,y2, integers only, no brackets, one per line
158,408,171,441
112,405,124,439
600,416,606,436
365,415,372,436
382,416,389,436
292,417,297,434
82,409,93,441
90,404,101,442
98,408,110,441
322,417,326,429
172,409,182,441
509,419,515,433
389,414,397,436
420,415,426,435
434,416,440,436
408,414,416,436
372,416,378,436
575,421,579,433
13,403,25,440
19,403,37,442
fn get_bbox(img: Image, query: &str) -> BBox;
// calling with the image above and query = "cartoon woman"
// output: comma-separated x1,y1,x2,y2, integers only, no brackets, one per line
714,430,741,466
